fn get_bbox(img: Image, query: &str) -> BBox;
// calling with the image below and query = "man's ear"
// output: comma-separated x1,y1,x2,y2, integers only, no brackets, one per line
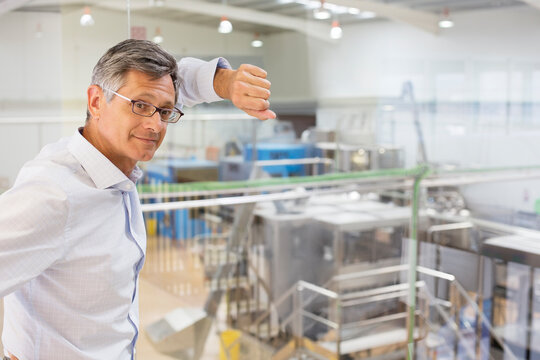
87,85,104,121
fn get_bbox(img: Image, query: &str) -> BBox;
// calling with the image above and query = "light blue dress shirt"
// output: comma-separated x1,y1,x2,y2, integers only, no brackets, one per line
1,130,145,359
0,57,231,359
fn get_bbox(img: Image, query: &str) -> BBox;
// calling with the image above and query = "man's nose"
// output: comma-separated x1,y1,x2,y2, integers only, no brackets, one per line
144,111,163,132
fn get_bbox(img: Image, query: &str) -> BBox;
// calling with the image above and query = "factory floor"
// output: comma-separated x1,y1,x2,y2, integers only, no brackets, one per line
137,235,221,360
137,277,221,360
0,237,222,360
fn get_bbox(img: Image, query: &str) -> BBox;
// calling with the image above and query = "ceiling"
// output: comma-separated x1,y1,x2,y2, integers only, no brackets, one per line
1,0,530,37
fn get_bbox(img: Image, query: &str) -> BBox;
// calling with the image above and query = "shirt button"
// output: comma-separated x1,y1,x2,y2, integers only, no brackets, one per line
126,183,133,190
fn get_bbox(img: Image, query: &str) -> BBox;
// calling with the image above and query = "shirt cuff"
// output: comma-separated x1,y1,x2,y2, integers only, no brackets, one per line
196,57,232,103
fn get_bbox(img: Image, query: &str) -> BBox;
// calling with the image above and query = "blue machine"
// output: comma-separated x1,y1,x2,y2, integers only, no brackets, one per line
145,157,219,183
156,209,210,241
244,143,313,177
143,157,217,241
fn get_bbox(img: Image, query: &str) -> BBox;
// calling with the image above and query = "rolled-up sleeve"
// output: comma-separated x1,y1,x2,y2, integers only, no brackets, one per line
176,57,232,108
0,181,68,297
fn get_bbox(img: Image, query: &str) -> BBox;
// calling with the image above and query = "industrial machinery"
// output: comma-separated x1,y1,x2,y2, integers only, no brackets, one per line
141,152,540,360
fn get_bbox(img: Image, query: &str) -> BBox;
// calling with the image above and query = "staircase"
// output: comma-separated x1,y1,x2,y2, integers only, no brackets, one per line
219,264,518,360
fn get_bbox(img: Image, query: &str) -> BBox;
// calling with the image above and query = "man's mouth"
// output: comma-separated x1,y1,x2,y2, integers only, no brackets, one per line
134,136,158,144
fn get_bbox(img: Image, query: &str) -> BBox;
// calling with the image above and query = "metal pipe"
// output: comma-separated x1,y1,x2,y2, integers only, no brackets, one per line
422,169,540,188
297,280,339,300
333,264,408,283
426,222,474,243
341,310,421,331
417,265,456,282
300,310,338,330
139,176,411,200
332,263,456,284
253,157,334,167
336,297,342,358
141,181,411,212
341,290,407,308
339,281,424,301
476,255,485,359
406,165,429,360
340,282,425,308
428,212,540,240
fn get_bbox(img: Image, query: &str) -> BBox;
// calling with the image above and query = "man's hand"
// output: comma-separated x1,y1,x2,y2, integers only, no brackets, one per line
214,64,276,121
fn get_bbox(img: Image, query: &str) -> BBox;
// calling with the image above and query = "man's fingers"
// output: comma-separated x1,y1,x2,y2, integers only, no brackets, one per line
231,81,270,100
236,64,271,89
244,108,276,121
245,84,271,100
238,64,267,79
235,97,269,111
236,71,271,90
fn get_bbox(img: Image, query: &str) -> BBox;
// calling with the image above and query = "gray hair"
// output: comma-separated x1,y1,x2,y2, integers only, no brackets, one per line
86,39,179,122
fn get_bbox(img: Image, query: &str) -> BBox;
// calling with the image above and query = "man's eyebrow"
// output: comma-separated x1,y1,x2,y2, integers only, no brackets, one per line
135,92,175,108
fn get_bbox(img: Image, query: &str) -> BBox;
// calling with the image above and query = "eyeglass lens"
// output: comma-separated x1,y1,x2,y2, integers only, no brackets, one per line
132,101,181,123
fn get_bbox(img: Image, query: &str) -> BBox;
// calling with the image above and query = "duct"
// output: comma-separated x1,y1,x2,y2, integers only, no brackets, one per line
0,0,32,16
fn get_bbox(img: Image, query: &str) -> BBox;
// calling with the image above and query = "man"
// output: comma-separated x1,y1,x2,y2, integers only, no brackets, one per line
0,39,274,360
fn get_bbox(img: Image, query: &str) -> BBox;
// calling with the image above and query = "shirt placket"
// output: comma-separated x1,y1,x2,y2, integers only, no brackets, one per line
121,187,146,359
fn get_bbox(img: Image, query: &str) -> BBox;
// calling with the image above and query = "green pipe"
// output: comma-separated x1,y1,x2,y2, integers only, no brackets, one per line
137,164,540,194
407,165,430,360
137,166,424,194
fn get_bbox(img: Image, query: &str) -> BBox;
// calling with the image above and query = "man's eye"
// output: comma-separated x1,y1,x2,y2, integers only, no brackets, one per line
135,102,146,109
160,109,173,116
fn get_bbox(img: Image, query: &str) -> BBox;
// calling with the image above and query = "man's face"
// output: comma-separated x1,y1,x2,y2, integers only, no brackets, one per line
90,70,175,173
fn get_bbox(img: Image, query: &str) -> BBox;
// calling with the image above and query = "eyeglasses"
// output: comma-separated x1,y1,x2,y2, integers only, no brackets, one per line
103,88,184,123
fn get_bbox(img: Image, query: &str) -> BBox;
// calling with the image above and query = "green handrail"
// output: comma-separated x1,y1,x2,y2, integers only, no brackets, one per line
137,166,425,194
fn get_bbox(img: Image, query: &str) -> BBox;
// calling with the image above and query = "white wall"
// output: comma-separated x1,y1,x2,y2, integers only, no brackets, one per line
0,12,63,110
262,32,314,103
300,5,540,102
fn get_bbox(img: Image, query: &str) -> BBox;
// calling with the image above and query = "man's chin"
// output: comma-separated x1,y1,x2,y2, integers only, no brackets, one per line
138,152,157,162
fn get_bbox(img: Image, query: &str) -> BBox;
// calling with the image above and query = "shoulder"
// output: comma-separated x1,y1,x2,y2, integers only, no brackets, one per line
14,136,81,190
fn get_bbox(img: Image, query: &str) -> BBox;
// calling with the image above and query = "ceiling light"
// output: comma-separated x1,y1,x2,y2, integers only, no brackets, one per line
218,16,233,34
438,19,454,28
438,7,454,28
348,7,360,15
251,39,263,47
152,27,163,44
330,20,342,39
80,6,95,27
313,0,331,20
251,33,263,48
360,11,376,19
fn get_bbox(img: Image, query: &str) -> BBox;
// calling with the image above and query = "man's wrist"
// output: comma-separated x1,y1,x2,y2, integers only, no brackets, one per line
213,67,234,100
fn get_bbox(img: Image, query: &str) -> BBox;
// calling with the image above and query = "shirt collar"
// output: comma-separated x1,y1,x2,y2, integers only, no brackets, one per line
67,128,142,191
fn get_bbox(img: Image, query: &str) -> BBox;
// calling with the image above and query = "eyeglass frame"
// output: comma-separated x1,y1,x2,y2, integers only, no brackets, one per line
103,87,184,123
